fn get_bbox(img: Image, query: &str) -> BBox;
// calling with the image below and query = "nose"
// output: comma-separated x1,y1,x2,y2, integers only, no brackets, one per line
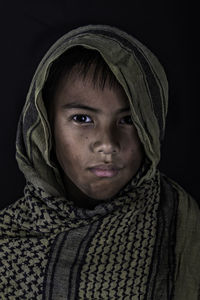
92,126,120,155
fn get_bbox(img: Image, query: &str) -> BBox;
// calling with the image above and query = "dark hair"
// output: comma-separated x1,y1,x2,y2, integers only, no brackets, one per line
42,46,120,107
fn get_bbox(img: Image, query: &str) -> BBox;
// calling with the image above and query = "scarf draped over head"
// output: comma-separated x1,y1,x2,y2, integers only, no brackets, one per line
0,25,199,300
16,24,168,195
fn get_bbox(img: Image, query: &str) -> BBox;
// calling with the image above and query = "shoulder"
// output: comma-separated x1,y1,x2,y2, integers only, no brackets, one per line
0,197,26,237
160,173,199,217
160,173,200,300
160,173,200,256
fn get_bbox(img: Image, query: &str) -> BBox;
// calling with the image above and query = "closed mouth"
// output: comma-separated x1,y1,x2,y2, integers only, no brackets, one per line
88,164,122,178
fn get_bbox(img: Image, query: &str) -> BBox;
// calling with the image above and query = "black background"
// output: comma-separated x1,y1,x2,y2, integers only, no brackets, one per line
0,0,199,209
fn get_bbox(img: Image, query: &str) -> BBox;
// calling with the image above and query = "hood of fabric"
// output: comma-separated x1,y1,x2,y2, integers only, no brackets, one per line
16,24,168,196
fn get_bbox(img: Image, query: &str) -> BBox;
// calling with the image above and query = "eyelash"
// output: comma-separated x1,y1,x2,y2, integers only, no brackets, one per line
71,114,133,125
72,115,93,123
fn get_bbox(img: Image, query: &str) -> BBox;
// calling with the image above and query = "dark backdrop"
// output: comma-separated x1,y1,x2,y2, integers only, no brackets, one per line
0,0,198,209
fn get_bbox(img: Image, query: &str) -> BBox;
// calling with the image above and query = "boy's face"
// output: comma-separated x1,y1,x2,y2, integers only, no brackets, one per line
52,72,144,204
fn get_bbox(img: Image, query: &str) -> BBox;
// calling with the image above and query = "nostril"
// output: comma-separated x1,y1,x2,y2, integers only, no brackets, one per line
92,140,119,154
98,149,117,155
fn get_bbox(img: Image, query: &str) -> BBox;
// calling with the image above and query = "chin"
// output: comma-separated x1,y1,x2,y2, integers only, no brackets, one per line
86,180,126,201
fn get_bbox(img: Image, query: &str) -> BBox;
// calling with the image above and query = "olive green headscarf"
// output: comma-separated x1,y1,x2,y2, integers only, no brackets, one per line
16,25,168,194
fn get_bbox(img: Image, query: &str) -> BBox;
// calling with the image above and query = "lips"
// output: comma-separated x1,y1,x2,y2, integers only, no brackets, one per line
89,164,122,178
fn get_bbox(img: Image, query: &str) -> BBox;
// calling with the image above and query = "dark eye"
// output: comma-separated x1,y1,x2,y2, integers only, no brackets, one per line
120,115,133,125
72,114,93,123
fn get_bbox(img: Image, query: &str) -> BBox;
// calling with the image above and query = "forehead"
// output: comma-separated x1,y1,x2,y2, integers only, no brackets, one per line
54,70,130,112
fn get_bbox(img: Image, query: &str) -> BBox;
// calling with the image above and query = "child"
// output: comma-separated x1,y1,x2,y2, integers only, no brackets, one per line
0,24,199,299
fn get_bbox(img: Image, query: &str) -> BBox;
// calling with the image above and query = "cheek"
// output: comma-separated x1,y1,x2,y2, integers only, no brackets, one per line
122,134,144,164
54,125,74,161
54,126,89,170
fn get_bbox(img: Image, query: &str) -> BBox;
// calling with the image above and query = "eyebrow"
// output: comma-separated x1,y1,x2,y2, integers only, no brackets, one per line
61,102,131,114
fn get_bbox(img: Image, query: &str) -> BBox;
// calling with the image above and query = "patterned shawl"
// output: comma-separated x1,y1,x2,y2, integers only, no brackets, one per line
0,25,199,300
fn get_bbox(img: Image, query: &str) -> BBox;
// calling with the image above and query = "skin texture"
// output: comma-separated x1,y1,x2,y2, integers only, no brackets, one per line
51,72,144,208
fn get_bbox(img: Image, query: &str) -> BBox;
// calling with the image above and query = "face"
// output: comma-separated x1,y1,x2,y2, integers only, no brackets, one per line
52,73,144,206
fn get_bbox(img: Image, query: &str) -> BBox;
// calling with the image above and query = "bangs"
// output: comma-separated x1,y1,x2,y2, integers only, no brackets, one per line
42,46,120,106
